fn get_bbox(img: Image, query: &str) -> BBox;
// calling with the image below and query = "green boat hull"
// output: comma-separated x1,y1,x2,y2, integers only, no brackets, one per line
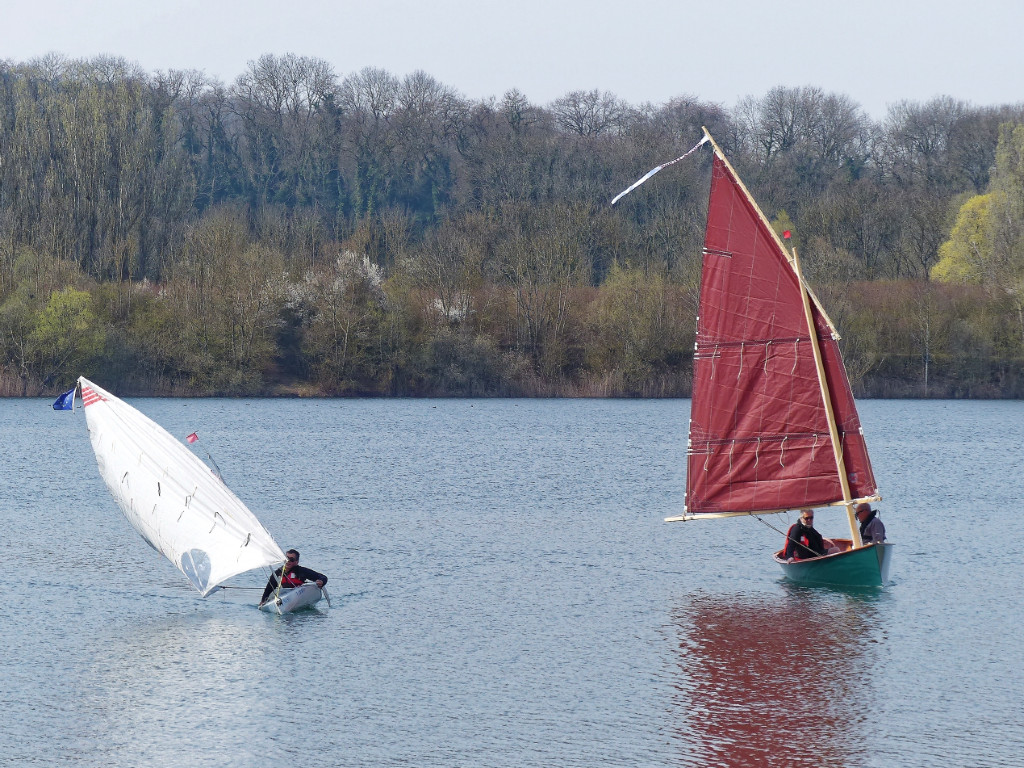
774,542,894,587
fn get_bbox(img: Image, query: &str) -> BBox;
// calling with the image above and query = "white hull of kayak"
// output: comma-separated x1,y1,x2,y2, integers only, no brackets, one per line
259,584,324,614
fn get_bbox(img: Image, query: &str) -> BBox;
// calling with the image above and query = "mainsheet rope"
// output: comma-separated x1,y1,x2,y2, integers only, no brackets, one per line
214,585,262,590
753,513,830,559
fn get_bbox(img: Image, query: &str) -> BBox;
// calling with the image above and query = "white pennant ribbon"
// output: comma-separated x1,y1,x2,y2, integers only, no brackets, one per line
610,135,710,205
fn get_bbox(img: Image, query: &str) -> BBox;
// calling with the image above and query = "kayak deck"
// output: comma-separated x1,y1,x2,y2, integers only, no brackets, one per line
259,583,324,613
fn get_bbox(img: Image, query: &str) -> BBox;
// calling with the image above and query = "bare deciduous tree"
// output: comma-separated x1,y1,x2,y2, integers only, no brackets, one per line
550,89,629,137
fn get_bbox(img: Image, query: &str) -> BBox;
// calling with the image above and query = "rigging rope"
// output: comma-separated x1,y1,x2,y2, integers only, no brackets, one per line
752,513,824,559
213,585,263,590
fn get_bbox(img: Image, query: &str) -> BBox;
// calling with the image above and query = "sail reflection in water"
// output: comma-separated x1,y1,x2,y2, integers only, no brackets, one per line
670,589,886,768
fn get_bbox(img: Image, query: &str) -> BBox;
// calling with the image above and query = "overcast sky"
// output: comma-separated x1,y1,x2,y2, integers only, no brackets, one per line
3,0,1022,121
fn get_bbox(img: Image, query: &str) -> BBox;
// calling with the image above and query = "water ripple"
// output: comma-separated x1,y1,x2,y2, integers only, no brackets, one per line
3,398,1023,766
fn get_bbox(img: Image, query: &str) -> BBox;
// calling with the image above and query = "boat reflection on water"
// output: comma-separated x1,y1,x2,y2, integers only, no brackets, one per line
670,587,886,768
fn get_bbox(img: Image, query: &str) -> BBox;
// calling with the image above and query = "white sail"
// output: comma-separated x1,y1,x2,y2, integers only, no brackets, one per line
79,377,285,595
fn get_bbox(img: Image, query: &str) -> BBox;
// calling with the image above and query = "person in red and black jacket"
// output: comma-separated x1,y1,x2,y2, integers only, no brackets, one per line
259,549,327,606
783,509,829,560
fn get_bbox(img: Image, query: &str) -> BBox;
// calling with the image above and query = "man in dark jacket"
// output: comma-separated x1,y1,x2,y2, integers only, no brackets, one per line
259,549,328,606
855,503,887,544
783,509,829,560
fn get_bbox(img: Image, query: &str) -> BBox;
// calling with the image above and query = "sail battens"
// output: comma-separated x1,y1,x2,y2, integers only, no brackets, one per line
702,247,733,258
684,154,878,516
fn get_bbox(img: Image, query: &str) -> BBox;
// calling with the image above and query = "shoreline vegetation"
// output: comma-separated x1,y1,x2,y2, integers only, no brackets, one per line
3,55,1024,399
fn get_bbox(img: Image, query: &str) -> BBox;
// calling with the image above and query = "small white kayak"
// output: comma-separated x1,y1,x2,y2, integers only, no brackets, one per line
259,583,325,614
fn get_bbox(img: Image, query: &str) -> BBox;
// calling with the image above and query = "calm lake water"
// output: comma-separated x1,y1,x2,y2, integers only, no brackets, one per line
2,396,1022,767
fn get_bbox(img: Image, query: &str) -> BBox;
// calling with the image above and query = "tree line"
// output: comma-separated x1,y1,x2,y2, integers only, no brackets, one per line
2,53,1023,397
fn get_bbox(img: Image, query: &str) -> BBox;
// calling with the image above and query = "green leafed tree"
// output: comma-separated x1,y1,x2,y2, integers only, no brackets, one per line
29,287,106,387
932,123,1024,346
931,193,993,284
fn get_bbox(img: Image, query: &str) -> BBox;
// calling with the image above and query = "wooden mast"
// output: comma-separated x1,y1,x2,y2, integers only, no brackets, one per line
791,246,863,548
700,128,863,547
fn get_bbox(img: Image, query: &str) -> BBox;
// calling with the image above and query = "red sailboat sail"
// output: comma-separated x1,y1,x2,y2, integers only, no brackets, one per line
684,154,877,515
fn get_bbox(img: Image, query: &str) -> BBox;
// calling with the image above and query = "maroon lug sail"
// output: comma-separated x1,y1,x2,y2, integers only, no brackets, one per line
685,156,877,515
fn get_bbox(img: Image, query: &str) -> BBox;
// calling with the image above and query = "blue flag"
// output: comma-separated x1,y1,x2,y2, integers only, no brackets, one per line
52,387,76,411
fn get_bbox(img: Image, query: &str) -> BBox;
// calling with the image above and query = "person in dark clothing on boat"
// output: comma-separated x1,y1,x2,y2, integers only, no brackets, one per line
855,503,886,544
783,509,830,560
259,549,327,606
